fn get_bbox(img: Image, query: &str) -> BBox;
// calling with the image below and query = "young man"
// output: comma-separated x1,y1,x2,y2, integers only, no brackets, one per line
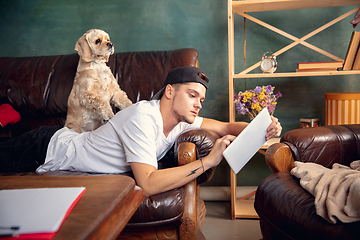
0,67,281,196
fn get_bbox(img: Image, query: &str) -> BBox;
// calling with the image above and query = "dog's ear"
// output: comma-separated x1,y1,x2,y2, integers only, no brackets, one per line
75,32,94,62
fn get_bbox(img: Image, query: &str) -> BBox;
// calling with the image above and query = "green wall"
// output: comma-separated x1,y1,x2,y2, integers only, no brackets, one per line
1,1,360,186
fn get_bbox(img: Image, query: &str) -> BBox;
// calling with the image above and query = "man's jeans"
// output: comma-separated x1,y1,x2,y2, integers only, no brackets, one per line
0,126,61,173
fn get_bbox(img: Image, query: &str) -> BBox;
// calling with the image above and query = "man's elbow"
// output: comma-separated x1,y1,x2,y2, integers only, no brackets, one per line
137,183,158,197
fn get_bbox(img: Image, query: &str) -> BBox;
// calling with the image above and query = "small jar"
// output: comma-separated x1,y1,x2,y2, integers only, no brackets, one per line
300,118,320,128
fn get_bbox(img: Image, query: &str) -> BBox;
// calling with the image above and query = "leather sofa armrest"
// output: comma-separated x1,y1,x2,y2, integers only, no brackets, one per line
266,125,360,173
175,129,218,240
175,129,219,185
265,143,295,173
177,141,198,239
278,124,360,168
177,141,206,240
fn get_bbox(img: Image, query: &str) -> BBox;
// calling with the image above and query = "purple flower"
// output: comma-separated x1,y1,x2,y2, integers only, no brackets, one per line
254,87,262,93
234,93,238,101
236,102,249,115
266,85,272,92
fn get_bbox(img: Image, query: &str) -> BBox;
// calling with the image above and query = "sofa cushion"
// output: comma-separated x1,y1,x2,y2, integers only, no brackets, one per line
126,188,184,229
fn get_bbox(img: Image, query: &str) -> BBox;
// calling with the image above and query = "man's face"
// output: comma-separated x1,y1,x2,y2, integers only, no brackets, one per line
170,82,206,124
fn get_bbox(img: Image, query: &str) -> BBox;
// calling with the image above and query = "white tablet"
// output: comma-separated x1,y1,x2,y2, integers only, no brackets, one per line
223,108,272,174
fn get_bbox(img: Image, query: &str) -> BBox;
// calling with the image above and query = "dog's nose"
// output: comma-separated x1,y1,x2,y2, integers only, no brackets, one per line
107,42,113,48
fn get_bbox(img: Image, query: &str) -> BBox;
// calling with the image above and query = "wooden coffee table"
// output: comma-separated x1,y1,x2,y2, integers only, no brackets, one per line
0,175,144,240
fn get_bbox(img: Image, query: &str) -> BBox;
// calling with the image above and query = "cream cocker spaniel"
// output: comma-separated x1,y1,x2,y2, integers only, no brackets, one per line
65,29,132,133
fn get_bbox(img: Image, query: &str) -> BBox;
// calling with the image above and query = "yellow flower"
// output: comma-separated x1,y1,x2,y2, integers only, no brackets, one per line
258,94,265,101
251,102,262,111
256,104,262,111
258,91,266,101
242,92,252,103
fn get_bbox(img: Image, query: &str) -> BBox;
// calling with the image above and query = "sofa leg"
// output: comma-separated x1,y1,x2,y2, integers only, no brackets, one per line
179,182,208,240
196,198,207,240
178,184,207,240
179,178,197,240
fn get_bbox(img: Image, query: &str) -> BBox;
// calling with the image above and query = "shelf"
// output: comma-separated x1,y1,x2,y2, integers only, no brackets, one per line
228,0,360,221
232,0,360,13
233,70,360,78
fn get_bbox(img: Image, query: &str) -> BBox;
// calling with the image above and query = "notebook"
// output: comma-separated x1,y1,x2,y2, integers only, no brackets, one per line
0,187,86,239
223,108,272,174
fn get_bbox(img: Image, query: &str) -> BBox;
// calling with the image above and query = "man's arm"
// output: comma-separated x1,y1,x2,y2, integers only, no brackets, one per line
131,134,235,196
200,118,248,137
200,116,281,140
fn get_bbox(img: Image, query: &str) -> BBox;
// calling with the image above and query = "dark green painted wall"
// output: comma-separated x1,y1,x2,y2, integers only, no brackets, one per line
1,1,359,186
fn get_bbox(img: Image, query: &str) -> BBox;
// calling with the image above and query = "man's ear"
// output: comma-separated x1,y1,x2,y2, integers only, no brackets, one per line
74,33,94,62
163,84,175,99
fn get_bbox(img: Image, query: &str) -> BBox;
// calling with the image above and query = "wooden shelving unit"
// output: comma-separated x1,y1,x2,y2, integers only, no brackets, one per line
228,0,360,220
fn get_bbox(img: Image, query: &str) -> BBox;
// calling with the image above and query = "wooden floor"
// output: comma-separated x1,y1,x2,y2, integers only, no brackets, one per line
202,201,262,240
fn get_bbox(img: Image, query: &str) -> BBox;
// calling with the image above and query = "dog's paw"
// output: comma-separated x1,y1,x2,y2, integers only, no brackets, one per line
103,111,114,121
124,99,133,108
118,98,132,110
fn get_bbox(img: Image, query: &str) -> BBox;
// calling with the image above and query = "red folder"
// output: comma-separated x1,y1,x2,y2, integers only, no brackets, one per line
0,188,86,240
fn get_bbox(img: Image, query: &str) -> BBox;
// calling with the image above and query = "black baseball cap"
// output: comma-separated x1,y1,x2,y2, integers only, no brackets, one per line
151,66,209,100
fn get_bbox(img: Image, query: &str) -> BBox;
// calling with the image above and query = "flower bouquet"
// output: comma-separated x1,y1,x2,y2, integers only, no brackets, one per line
234,85,282,120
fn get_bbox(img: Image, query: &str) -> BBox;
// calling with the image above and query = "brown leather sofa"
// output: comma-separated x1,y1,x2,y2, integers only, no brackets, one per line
254,124,360,240
0,48,218,240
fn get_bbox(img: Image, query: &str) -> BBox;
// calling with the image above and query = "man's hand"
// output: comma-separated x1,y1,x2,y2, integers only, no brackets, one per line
351,9,360,28
266,116,282,140
203,134,236,169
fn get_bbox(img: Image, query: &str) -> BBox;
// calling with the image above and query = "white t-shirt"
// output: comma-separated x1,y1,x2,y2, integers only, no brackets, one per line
36,100,203,173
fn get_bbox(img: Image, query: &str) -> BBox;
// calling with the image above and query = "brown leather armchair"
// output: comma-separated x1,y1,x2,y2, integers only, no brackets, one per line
0,48,218,239
254,124,360,240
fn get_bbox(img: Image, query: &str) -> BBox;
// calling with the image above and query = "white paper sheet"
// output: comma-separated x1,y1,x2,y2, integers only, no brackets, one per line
0,187,85,236
223,108,272,174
